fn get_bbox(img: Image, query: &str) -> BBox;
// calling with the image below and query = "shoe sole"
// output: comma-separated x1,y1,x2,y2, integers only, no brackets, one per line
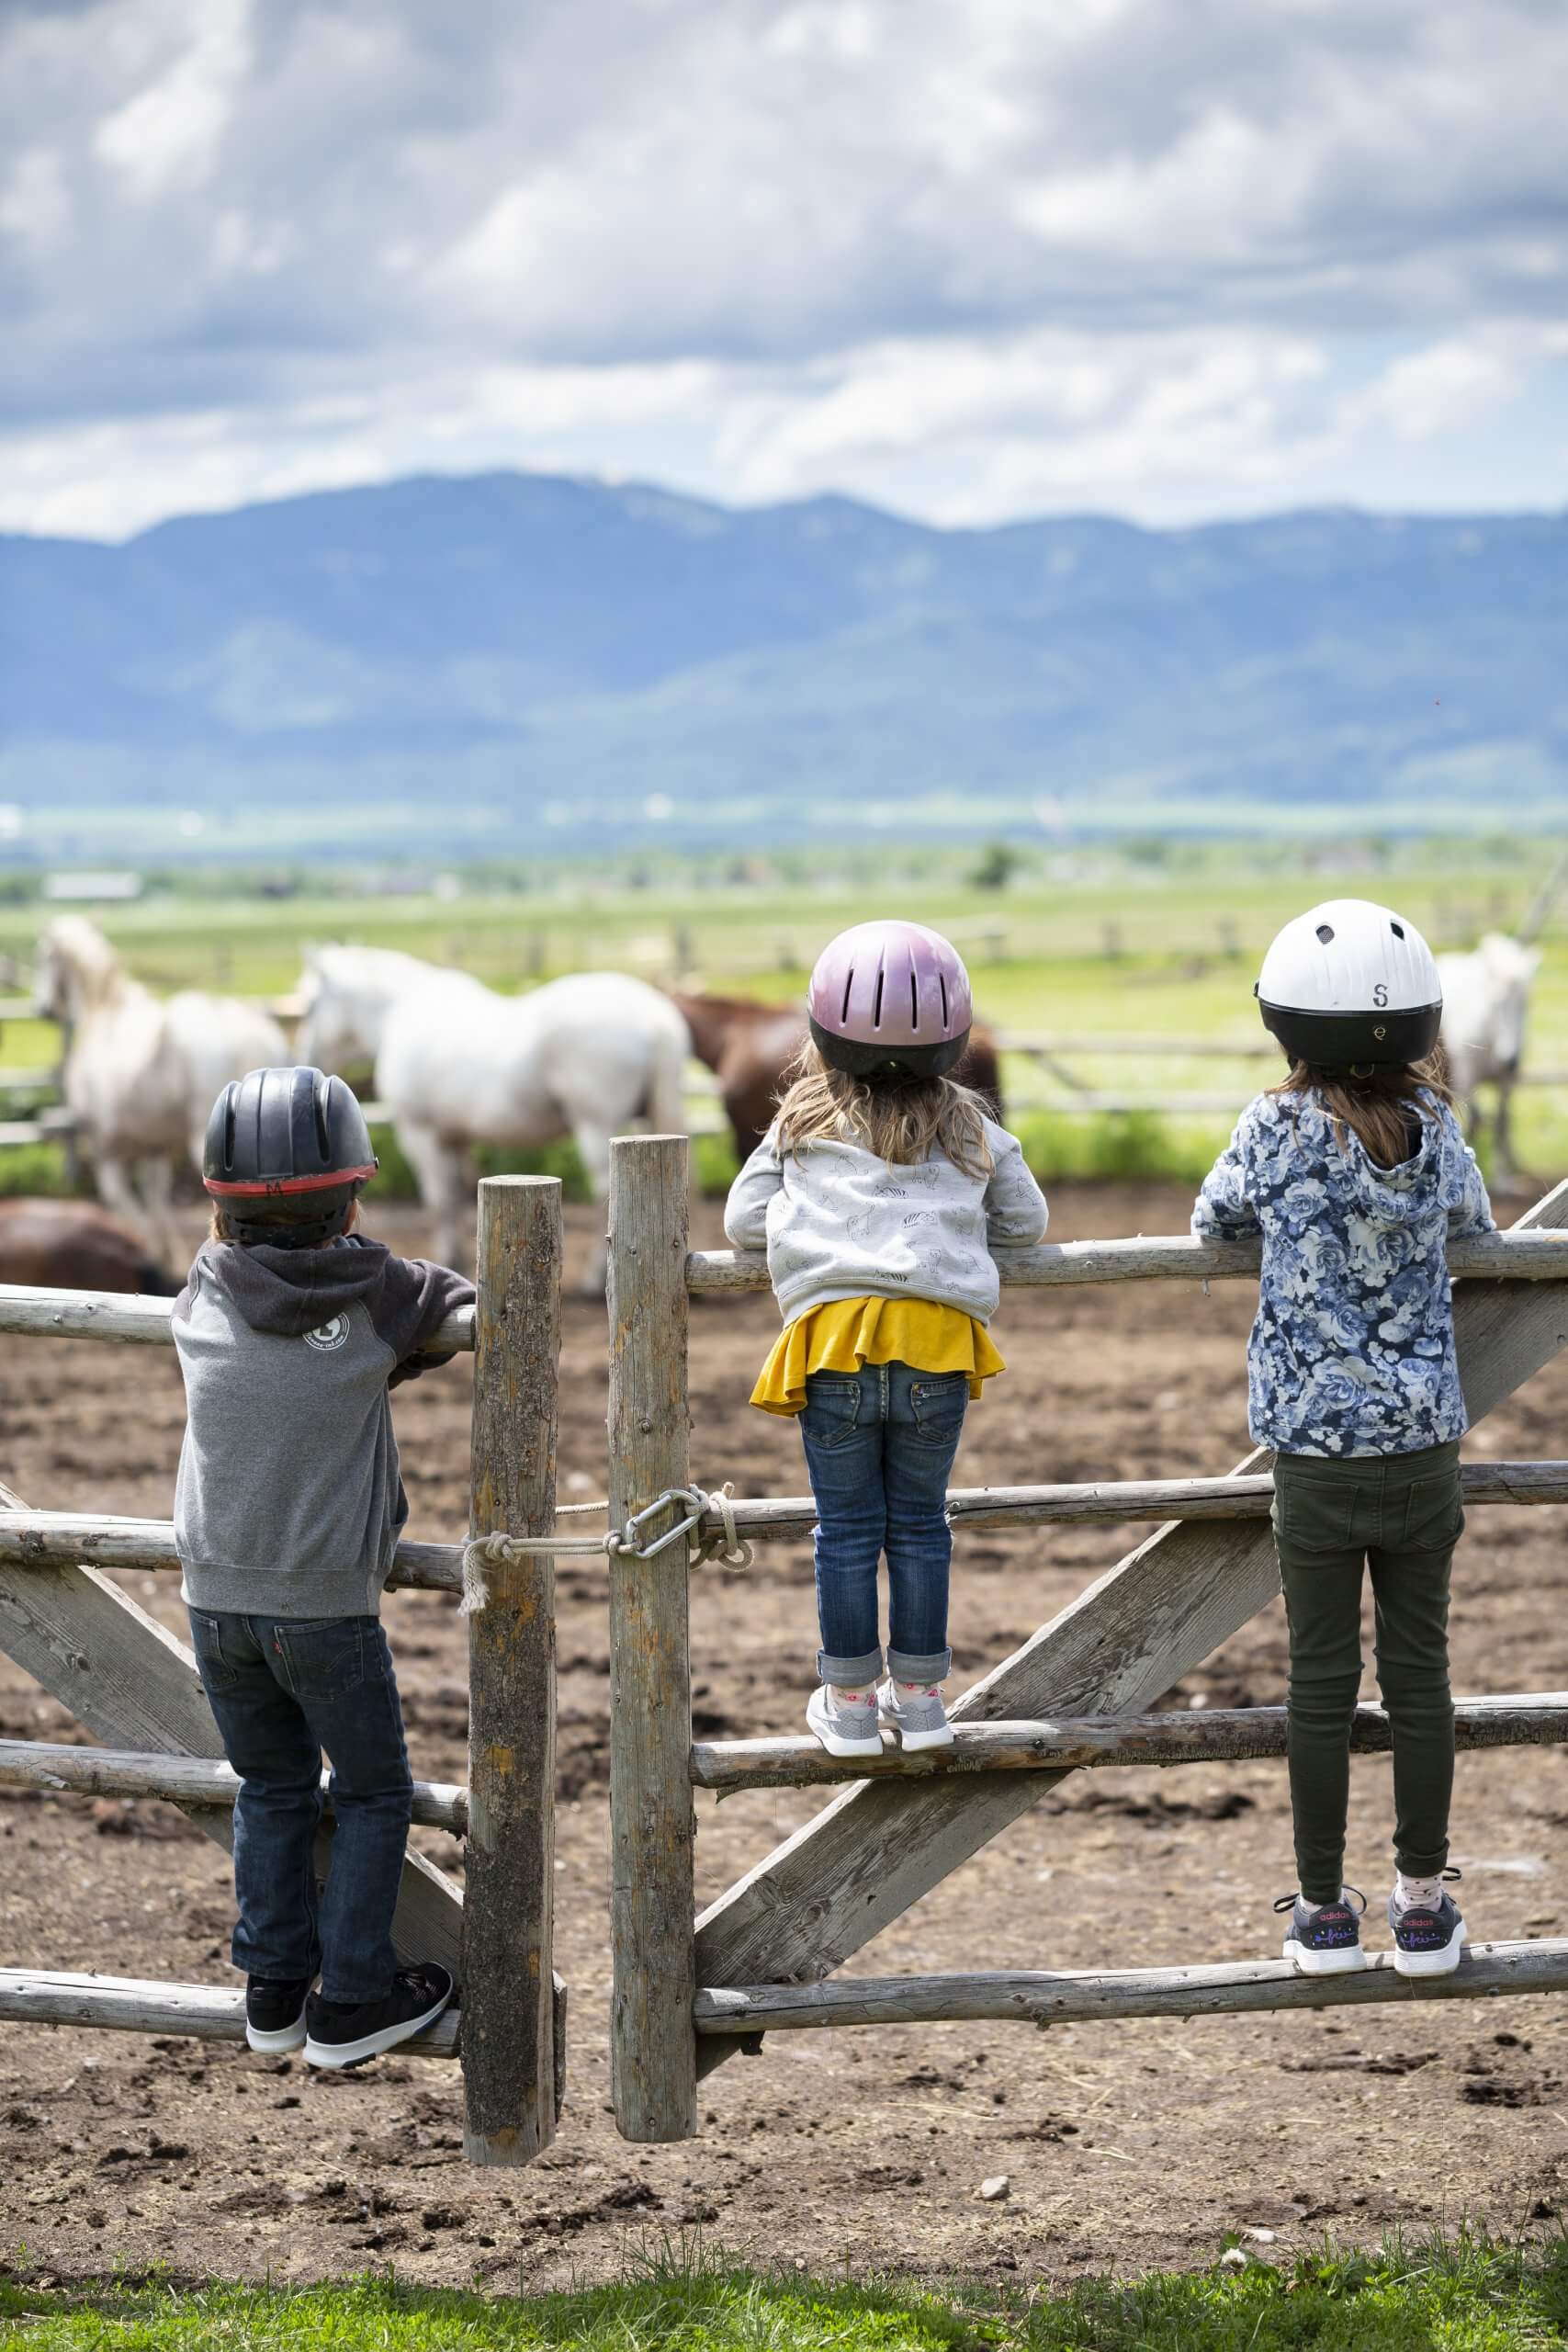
1282,1937,1368,1976
888,1722,955,1751
246,2016,308,2053
809,1727,884,1758
1391,1922,1466,1977
305,1985,454,2070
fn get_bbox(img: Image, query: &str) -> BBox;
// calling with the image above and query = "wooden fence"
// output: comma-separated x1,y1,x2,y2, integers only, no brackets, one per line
0,1175,564,2167
603,1137,1568,2143
6,1145,1568,2167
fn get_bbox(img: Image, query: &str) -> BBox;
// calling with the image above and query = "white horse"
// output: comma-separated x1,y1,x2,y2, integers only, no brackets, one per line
293,944,692,1273
33,916,287,1271
1438,933,1542,1182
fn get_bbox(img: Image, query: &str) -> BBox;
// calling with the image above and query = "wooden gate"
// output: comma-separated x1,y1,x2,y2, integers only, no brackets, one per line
604,1136,1568,2142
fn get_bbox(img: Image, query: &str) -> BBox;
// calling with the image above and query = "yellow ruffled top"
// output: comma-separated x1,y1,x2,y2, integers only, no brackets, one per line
750,1295,1006,1417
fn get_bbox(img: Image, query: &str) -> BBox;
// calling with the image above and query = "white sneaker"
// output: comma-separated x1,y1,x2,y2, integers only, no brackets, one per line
807,1682,883,1758
878,1678,954,1752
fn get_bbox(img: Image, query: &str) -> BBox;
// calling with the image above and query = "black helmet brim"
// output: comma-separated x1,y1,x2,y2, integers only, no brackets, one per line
808,1015,971,1082
1258,1001,1442,1069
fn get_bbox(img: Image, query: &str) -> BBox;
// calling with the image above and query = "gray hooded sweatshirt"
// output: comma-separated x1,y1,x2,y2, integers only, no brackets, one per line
173,1235,474,1619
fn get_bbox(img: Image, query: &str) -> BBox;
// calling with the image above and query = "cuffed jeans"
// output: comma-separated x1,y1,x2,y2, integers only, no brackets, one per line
1272,1439,1462,1905
798,1360,966,1685
188,1610,413,2006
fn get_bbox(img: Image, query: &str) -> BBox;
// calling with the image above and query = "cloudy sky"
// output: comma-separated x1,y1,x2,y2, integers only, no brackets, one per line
3,0,1565,539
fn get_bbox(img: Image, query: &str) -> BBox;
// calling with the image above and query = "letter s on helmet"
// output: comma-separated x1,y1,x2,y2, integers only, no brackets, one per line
203,1065,378,1248
807,920,973,1080
1256,899,1442,1069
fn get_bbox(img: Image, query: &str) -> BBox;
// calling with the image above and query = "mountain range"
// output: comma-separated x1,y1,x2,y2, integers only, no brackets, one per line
2,471,1563,851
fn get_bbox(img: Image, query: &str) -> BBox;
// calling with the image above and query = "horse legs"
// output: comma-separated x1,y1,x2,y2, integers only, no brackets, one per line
396,1118,470,1272
136,1155,181,1278
93,1150,154,1255
1493,1075,1519,1186
570,1118,616,1296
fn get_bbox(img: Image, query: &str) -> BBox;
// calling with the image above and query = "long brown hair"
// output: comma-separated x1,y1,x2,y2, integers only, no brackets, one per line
1270,1047,1454,1170
773,1038,994,1179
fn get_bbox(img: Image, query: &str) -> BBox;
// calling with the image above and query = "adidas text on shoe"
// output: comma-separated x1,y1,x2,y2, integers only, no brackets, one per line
807,1682,883,1758
878,1679,954,1752
304,1963,454,2070
245,1975,311,2053
1388,1887,1466,1977
1274,1890,1368,1976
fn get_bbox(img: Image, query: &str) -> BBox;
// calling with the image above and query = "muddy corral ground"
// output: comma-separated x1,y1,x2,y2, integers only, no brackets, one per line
2,1182,1566,2291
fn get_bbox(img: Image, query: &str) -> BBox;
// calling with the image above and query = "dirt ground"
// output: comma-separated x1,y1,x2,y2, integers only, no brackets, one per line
1,1182,1565,2294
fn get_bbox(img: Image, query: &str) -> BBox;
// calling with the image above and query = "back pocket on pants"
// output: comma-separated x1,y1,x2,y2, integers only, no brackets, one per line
1401,1472,1464,1552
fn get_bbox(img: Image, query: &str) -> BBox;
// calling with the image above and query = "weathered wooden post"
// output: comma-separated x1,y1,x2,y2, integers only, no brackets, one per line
463,1173,561,2165
606,1133,697,2141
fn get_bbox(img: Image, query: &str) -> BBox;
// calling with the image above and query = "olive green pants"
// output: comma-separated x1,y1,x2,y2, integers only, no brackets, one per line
1272,1439,1462,1905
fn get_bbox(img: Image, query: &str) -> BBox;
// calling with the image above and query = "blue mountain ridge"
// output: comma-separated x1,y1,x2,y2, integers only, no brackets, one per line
1,470,1563,839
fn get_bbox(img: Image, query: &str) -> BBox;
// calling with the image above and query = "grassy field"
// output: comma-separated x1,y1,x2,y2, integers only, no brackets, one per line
4,2235,1568,2349
2,841,1563,1194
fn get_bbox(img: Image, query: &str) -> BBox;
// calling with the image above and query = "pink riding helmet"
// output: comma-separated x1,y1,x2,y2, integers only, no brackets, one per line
807,920,973,1080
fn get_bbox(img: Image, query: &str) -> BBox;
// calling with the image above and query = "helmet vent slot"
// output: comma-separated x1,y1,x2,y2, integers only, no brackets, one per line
1390,920,1405,939
840,969,855,1025
314,1081,333,1159
939,973,949,1025
872,968,885,1030
910,971,919,1029
1315,923,1336,944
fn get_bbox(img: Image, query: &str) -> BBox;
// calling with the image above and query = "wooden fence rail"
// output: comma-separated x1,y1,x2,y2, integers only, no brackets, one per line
686,1227,1568,1297
4,1462,1560,1593
694,1939,1568,2036
691,1692,1568,1793
0,1284,476,1351
0,1968,461,2055
0,1736,468,1831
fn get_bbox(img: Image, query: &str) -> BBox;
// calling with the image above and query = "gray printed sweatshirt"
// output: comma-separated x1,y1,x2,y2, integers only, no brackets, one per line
173,1235,475,1619
724,1117,1049,1326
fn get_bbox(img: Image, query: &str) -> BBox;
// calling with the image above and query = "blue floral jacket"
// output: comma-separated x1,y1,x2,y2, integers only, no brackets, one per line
1192,1089,1495,1458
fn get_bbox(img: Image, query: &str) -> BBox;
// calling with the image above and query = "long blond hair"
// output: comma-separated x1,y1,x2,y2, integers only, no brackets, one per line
1270,1047,1454,1170
773,1038,994,1178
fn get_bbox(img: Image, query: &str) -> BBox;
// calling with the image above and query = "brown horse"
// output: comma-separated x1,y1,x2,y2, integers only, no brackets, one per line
0,1199,182,1294
672,992,1005,1162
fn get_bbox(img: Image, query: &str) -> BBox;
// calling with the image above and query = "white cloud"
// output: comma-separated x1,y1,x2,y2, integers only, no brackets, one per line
1,0,1566,531
94,0,251,198
1353,342,1514,440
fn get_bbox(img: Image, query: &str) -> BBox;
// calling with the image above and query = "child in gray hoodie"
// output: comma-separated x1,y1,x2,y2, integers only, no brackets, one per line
175,1065,473,2068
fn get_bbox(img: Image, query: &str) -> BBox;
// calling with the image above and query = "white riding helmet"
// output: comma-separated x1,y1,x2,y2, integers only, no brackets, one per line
1256,899,1442,1069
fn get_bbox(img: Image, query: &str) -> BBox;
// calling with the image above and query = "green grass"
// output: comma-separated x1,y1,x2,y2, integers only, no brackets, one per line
4,2235,1568,2349
4,839,1564,1199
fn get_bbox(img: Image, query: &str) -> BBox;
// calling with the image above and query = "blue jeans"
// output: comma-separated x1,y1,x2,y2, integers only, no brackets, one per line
188,1611,413,2006
798,1361,966,1684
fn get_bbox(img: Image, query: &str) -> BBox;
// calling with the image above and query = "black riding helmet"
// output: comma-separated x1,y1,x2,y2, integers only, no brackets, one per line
203,1066,378,1249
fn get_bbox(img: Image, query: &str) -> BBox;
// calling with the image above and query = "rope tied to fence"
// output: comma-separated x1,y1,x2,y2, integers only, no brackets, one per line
460,1482,753,1611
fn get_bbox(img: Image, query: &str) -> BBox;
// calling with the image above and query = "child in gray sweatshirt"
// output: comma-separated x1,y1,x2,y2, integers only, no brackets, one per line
725,920,1047,1760
175,1065,473,2069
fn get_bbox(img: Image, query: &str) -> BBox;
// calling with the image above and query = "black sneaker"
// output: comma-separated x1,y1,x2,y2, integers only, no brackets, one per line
1274,1888,1367,1976
304,1963,455,2070
245,1975,312,2053
1388,1876,1466,1977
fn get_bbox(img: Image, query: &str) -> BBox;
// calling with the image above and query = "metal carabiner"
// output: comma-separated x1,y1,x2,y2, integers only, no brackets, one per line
616,1486,707,1561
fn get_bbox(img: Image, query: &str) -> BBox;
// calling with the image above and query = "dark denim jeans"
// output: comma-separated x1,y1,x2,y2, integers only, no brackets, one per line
798,1360,967,1684
188,1610,413,2006
1272,1439,1462,1905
